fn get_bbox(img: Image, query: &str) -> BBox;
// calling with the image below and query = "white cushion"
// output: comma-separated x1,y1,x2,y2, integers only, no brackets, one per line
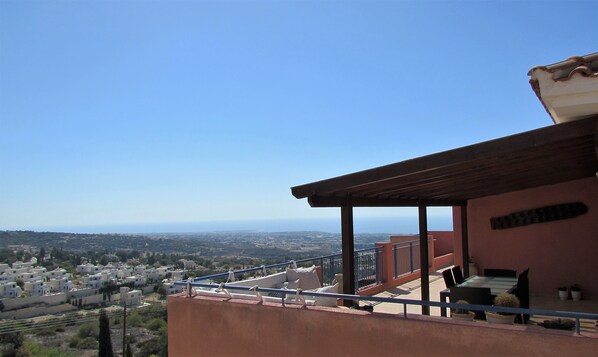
286,266,321,290
275,279,300,290
227,272,287,291
312,283,339,307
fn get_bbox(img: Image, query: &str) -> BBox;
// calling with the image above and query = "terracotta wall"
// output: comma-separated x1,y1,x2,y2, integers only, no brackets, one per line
430,231,454,256
168,295,598,357
455,177,598,297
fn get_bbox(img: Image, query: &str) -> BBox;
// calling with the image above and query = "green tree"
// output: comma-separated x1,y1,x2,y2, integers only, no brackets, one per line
0,332,24,354
98,310,114,357
38,247,46,262
156,285,167,300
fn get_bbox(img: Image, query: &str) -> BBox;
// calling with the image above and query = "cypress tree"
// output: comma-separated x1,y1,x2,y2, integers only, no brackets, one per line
98,309,114,357
125,342,133,357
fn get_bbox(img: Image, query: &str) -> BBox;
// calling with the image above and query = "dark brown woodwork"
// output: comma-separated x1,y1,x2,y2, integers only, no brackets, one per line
461,204,469,278
341,204,355,307
418,203,430,316
291,116,598,206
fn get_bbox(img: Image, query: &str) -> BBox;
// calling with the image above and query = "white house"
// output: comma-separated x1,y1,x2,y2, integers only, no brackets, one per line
23,280,48,296
44,268,69,280
0,281,22,298
48,277,73,293
124,275,146,287
163,281,184,295
169,270,188,281
119,286,143,306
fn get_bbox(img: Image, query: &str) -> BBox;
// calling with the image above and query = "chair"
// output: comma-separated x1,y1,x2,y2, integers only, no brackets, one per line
514,268,530,324
449,286,492,320
442,269,456,288
452,265,464,284
484,268,517,277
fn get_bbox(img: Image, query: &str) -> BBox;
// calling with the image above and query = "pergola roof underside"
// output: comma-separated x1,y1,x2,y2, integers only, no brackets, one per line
292,116,598,207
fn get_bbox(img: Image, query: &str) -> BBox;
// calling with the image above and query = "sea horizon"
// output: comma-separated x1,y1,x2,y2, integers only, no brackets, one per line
10,216,453,235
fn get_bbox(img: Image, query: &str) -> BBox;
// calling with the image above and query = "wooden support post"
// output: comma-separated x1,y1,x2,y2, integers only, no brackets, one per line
341,204,355,307
418,203,430,316
461,203,470,278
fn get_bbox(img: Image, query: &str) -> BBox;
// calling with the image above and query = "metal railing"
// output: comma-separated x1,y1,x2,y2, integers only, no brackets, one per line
182,281,598,335
189,247,384,291
354,247,382,290
393,240,420,278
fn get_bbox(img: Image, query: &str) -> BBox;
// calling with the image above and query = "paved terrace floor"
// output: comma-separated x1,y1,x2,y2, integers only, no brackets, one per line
369,270,598,332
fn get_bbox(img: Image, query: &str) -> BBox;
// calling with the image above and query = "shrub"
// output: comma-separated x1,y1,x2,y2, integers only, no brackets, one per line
145,318,166,332
76,322,99,339
77,336,98,350
34,328,56,337
68,336,80,348
126,312,143,327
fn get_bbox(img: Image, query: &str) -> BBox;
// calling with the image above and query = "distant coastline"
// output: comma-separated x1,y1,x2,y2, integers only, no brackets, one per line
16,216,453,235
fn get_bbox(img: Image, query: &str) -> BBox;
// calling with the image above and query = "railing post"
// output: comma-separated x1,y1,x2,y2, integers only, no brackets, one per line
355,253,360,290
409,242,414,273
328,256,334,285
392,244,399,279
375,248,381,284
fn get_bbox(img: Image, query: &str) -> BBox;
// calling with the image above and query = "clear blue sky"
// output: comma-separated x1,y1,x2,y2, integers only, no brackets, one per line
1,0,596,233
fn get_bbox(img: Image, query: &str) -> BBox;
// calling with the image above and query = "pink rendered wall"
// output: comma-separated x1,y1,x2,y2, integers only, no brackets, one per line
430,231,454,256
168,295,598,357
464,177,598,297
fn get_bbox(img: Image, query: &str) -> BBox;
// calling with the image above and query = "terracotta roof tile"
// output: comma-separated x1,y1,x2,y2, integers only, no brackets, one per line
528,52,598,81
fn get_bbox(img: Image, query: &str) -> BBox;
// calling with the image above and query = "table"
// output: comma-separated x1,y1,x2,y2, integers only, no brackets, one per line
440,275,517,317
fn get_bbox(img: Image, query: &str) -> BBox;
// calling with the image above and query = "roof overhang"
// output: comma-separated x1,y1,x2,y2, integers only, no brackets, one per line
529,53,598,124
292,116,598,207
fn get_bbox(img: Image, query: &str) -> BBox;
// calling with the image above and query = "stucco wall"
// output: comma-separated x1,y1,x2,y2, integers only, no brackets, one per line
430,231,454,256
461,177,598,297
168,295,598,357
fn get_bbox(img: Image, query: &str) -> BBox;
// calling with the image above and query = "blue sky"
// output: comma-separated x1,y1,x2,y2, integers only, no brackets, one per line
1,0,596,233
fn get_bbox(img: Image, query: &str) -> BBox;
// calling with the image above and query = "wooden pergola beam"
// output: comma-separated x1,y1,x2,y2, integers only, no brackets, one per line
308,195,464,208
341,203,356,307
418,203,430,316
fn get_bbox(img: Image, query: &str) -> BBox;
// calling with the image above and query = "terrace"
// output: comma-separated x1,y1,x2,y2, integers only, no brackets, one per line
169,246,598,356
168,54,598,356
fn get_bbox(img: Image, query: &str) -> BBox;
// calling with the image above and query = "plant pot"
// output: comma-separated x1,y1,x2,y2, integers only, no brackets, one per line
558,290,568,300
571,290,581,301
485,312,516,324
452,311,475,321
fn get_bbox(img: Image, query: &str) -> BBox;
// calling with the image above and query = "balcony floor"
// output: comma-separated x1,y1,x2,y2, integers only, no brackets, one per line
370,270,598,332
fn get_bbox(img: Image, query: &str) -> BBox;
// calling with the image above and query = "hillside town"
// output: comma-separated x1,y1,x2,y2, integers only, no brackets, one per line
0,245,191,319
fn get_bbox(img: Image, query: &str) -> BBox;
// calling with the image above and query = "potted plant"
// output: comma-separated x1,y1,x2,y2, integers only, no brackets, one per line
451,300,475,320
558,286,568,300
570,284,581,301
486,293,520,324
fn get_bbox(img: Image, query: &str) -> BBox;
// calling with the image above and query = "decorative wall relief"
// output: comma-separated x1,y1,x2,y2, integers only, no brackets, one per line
490,202,588,230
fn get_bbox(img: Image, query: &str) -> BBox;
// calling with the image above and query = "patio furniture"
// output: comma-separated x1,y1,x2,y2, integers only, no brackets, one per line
452,266,464,284
442,269,456,288
484,268,517,278
440,275,518,317
449,286,492,320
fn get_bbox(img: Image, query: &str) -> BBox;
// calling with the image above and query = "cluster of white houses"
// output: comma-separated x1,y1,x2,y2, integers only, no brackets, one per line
0,257,189,318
